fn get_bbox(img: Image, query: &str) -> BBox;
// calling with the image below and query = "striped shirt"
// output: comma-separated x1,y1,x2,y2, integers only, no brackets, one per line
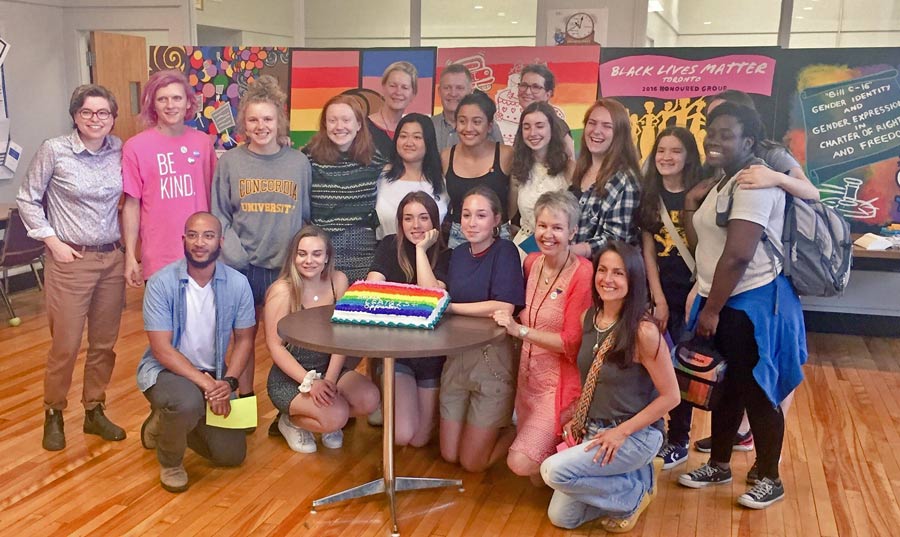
306,152,384,233
572,170,641,257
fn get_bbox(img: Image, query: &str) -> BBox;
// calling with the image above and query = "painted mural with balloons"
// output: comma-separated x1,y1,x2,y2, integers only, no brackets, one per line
149,46,291,150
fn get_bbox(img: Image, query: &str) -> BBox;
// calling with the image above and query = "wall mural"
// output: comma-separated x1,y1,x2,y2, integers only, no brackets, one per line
774,48,900,229
436,45,600,147
599,47,779,162
288,48,435,149
149,46,291,150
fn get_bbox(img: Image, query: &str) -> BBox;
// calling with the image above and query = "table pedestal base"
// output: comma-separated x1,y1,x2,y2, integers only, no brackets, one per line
311,476,463,508
309,357,462,535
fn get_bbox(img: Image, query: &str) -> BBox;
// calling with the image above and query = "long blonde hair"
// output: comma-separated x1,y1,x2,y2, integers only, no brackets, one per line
273,225,335,313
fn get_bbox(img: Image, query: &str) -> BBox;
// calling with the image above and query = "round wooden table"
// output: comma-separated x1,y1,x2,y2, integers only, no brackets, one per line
278,305,506,536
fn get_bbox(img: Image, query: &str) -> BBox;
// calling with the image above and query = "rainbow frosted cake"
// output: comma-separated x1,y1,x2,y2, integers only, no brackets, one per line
331,281,450,329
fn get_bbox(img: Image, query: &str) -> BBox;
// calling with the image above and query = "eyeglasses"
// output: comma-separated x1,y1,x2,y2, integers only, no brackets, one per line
517,83,546,94
78,109,112,120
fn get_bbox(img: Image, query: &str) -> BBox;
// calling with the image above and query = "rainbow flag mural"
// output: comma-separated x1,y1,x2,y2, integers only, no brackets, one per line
289,50,361,148
435,46,600,147
289,48,437,148
361,49,436,117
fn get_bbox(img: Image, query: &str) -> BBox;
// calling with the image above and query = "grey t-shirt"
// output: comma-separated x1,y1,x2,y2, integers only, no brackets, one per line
212,145,311,270
761,145,800,174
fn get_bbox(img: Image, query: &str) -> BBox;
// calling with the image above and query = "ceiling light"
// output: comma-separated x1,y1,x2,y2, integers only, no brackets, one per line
803,6,813,9
474,5,483,9
796,15,804,19
648,0,664,12
511,20,519,25
703,21,712,25
498,12,506,17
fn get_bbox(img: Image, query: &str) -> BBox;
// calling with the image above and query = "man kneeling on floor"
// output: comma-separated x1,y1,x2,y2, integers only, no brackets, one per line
136,211,256,492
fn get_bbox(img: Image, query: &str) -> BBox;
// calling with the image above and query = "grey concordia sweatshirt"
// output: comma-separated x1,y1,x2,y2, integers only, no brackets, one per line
212,145,311,270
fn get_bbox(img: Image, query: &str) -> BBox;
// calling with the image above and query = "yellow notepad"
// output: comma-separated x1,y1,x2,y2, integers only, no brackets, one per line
206,396,258,429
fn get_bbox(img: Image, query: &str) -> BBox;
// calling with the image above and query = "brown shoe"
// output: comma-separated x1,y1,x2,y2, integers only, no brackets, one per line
160,465,189,493
83,406,126,441
42,409,65,451
141,410,160,449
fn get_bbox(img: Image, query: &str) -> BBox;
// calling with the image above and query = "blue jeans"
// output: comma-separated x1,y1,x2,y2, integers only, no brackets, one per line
540,421,663,529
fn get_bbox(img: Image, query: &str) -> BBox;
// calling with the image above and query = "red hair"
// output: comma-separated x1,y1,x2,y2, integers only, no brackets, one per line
573,98,641,192
305,94,375,165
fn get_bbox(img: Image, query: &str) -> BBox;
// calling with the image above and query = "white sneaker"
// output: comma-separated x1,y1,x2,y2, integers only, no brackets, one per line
367,407,383,426
321,429,344,449
278,414,316,453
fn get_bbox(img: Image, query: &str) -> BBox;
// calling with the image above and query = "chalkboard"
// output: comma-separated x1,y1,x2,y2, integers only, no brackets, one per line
773,48,900,230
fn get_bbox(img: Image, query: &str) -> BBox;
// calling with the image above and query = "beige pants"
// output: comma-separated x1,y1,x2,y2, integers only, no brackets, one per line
43,249,125,410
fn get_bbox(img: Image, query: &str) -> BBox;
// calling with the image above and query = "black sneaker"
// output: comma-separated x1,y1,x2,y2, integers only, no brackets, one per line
678,462,733,488
657,442,689,469
746,460,759,484
737,477,785,509
693,430,754,453
268,413,283,437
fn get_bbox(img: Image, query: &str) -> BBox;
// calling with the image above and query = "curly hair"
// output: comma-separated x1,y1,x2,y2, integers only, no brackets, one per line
235,75,289,142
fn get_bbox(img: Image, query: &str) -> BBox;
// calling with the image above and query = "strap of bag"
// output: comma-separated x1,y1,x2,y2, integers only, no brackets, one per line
658,195,696,273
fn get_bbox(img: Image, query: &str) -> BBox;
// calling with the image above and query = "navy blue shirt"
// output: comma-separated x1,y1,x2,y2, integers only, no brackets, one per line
447,239,525,311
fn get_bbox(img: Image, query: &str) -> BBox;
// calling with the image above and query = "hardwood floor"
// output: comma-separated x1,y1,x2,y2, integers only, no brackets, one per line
1,286,898,536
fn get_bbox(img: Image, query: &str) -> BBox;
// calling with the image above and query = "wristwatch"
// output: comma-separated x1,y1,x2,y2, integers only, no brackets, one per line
223,376,239,392
518,325,529,339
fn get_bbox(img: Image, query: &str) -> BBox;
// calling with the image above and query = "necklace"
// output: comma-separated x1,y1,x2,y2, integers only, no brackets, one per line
539,253,570,286
380,108,398,134
527,253,571,330
469,238,494,258
592,313,618,354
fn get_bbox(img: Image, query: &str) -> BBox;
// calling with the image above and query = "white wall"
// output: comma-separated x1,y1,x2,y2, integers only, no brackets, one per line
196,0,296,45
0,1,69,203
537,0,649,46
0,0,192,204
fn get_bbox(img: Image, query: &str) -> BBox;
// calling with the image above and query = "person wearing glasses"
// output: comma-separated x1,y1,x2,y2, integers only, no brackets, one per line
516,64,575,159
431,63,504,151
17,85,127,451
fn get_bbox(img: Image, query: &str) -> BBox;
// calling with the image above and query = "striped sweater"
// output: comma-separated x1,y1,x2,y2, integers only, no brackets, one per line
306,152,384,233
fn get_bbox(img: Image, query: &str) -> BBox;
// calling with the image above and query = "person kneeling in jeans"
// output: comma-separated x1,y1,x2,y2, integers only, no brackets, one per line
136,212,256,492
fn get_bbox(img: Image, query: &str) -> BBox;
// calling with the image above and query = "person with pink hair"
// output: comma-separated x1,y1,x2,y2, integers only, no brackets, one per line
122,69,217,286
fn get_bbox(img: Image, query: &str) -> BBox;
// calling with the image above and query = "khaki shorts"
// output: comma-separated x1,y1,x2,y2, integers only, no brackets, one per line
440,338,516,429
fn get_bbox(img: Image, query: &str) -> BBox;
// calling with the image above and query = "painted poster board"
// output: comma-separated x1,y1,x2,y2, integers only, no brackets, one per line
599,47,780,162
436,45,600,147
289,48,436,148
149,46,291,150
773,48,900,230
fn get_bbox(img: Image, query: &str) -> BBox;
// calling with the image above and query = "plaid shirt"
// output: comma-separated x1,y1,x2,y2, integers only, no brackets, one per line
573,170,641,257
